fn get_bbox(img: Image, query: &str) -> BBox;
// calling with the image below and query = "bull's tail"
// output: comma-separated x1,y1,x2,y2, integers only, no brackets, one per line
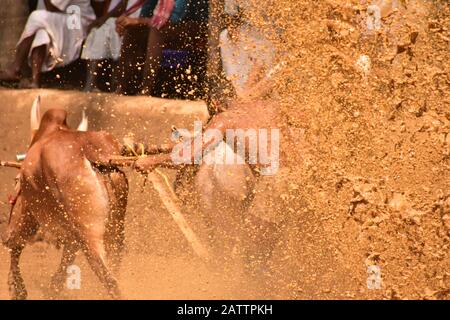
7,173,23,225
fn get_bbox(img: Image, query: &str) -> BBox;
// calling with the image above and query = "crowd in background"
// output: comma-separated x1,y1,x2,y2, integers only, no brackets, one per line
0,0,209,96
0,0,276,109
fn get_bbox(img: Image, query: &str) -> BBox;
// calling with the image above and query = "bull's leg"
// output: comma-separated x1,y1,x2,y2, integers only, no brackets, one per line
61,215,121,299
104,171,128,273
61,208,121,299
8,245,27,300
55,164,124,299
48,243,78,296
82,239,121,299
3,202,38,300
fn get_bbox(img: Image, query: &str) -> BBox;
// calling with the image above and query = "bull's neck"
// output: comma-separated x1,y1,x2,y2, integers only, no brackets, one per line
31,124,69,146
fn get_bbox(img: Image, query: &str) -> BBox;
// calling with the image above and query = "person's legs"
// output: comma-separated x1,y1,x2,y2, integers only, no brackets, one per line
0,35,35,81
83,20,118,92
82,27,102,92
110,60,120,92
115,26,149,95
30,44,47,88
84,60,100,92
141,26,166,95
141,21,205,96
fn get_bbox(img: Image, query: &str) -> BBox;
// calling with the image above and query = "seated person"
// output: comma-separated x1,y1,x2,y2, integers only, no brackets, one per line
114,0,191,95
81,0,144,92
0,0,96,88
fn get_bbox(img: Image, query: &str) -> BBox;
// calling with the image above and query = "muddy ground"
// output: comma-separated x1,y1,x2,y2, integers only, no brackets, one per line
0,0,449,299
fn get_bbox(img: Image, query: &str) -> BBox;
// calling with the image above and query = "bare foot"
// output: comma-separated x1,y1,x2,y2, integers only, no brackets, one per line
0,68,20,82
83,85,101,93
28,82,40,89
19,79,39,89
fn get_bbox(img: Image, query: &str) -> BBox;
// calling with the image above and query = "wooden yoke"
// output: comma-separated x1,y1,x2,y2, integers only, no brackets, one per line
0,161,22,169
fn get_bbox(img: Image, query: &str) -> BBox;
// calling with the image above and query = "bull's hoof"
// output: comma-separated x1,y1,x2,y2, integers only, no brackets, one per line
106,280,121,300
8,277,28,300
11,290,27,300
46,270,68,299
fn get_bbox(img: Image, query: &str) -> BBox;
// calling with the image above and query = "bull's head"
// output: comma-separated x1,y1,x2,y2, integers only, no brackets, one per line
3,97,91,235
29,95,89,142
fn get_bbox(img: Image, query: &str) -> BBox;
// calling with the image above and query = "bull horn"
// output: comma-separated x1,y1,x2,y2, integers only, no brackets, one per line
30,95,41,139
77,110,88,131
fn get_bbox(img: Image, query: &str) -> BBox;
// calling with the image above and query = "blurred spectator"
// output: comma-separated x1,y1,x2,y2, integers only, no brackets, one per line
114,0,193,95
219,0,275,102
0,0,96,88
81,0,144,92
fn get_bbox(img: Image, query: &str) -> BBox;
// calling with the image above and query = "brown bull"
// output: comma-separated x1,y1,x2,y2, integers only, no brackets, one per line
2,97,128,299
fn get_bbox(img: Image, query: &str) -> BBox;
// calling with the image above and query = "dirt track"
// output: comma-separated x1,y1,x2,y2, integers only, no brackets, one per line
0,90,360,300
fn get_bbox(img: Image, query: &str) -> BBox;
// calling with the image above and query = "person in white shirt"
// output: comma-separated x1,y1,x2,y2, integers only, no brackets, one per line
219,0,277,100
0,0,96,88
81,0,143,92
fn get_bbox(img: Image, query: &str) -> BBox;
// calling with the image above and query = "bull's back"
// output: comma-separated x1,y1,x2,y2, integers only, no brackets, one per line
22,130,122,235
22,130,121,202
41,129,119,162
